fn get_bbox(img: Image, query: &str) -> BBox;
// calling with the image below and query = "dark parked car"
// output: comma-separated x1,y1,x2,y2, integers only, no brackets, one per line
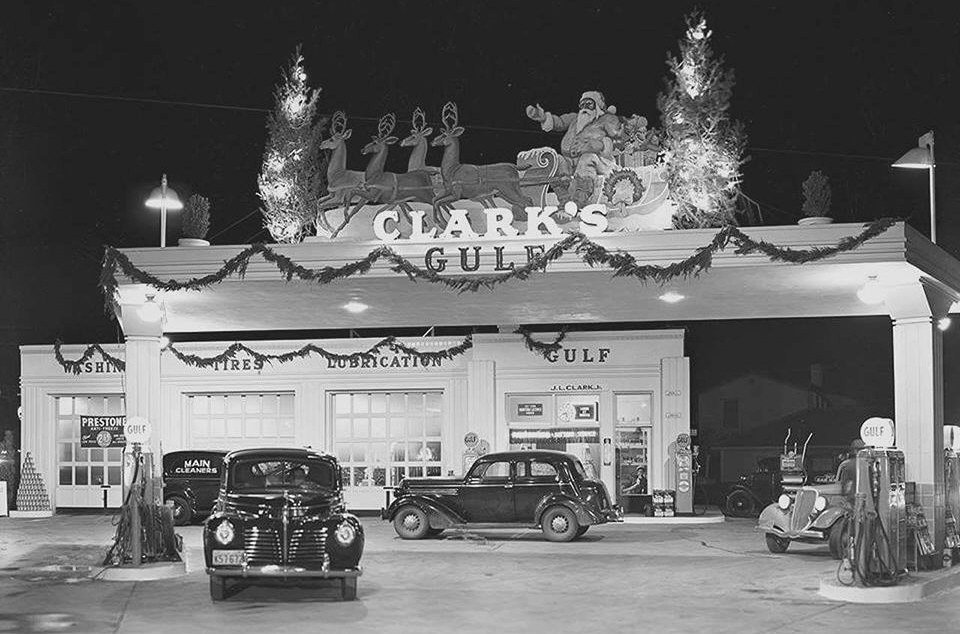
383,450,622,542
203,447,364,601
162,450,227,526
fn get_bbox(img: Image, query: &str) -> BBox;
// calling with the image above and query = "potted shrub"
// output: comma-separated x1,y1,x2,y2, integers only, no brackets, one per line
798,170,833,225
179,194,212,245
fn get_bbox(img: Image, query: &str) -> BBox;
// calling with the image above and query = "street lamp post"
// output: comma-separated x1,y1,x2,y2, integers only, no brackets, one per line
892,131,936,243
144,174,183,248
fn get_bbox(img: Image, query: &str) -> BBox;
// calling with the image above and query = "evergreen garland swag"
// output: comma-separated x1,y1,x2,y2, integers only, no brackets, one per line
54,335,473,375
515,326,569,360
99,218,898,315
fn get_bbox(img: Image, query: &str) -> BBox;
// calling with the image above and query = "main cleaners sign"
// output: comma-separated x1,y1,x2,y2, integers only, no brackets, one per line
372,204,610,273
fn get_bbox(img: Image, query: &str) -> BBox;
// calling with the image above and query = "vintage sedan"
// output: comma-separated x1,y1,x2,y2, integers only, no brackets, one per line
203,448,364,601
383,450,622,542
757,481,851,559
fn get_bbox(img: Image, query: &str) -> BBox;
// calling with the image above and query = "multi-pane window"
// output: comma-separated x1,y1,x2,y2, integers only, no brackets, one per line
187,393,295,449
56,395,124,488
332,391,442,488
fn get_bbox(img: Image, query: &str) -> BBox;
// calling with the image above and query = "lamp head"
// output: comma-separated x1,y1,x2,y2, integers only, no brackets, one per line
892,146,932,169
145,175,184,210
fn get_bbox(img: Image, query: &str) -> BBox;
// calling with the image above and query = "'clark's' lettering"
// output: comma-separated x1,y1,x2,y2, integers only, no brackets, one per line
545,347,611,364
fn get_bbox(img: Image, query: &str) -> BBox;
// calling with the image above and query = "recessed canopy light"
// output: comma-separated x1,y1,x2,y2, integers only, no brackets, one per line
343,300,369,314
159,336,170,349
857,276,885,305
659,292,685,304
939,317,951,331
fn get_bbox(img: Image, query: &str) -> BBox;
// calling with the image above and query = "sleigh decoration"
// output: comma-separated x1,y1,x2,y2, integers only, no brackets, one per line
315,103,676,241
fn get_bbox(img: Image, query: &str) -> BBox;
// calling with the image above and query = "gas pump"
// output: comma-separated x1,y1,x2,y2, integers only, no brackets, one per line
943,425,960,556
848,417,907,586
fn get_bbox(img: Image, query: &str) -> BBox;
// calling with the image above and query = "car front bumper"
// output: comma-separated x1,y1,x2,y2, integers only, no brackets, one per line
207,565,362,579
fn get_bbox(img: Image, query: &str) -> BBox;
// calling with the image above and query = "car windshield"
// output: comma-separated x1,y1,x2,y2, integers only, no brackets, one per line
230,458,336,492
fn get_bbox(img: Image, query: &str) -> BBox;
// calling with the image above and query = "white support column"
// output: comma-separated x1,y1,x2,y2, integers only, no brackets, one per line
886,278,955,552
660,357,691,491
467,360,496,450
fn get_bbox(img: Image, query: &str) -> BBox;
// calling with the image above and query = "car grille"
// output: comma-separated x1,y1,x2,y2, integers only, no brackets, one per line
243,525,329,568
790,489,817,532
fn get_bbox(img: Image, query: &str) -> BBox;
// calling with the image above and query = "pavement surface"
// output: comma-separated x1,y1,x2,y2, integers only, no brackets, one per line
1,511,960,633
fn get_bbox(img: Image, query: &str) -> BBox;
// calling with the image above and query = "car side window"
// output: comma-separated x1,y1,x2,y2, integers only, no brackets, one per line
478,461,512,483
525,460,559,483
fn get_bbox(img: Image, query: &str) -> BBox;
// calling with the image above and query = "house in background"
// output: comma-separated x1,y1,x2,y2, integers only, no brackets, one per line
696,365,875,483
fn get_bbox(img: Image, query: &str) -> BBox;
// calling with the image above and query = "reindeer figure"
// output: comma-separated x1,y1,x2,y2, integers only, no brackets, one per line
431,102,532,220
340,112,448,234
317,111,365,232
400,107,438,175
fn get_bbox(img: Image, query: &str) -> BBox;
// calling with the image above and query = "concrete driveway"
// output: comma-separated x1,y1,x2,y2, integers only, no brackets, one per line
1,513,958,633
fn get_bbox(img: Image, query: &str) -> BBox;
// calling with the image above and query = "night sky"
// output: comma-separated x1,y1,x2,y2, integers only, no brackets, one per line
2,2,960,432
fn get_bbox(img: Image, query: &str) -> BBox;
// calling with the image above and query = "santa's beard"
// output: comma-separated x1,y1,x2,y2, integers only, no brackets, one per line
575,109,598,133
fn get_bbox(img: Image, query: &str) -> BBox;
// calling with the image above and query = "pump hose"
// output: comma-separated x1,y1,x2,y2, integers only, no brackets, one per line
837,484,906,587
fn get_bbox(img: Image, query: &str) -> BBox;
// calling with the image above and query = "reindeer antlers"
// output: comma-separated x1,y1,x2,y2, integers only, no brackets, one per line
441,102,459,130
330,110,347,136
411,107,427,133
374,113,397,141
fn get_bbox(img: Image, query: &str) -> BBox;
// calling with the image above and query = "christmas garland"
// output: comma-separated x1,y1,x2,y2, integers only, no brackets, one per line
54,339,126,374
100,218,898,312
53,335,473,374
515,326,568,360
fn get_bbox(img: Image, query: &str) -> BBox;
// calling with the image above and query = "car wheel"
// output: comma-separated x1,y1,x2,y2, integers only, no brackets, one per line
575,526,589,538
828,518,851,560
541,506,579,542
166,495,193,526
765,533,790,553
341,577,358,601
393,506,430,540
209,576,227,601
725,491,756,518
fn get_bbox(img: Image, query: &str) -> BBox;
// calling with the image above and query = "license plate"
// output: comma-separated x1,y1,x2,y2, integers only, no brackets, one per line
212,550,246,566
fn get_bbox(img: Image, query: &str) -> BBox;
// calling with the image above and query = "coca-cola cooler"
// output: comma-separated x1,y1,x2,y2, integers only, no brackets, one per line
854,447,907,575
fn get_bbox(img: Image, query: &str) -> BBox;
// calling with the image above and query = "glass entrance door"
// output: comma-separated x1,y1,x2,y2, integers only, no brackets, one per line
615,393,652,513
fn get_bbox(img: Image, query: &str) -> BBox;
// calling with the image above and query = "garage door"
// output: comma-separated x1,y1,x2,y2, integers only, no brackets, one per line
187,393,295,450
55,395,125,508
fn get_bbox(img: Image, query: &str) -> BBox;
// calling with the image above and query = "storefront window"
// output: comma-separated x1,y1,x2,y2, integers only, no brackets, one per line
507,392,601,479
333,391,443,489
186,393,295,449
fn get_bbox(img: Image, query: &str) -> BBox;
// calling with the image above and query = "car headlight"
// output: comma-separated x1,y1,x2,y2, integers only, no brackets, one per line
814,495,827,511
215,519,236,545
777,494,791,510
334,521,356,546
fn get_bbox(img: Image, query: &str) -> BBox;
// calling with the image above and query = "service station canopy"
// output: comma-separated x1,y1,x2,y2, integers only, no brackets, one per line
112,222,960,336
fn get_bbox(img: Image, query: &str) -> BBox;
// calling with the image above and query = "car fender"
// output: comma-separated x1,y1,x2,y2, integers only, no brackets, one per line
386,494,465,528
164,483,198,508
534,494,599,527
810,505,847,530
757,503,789,533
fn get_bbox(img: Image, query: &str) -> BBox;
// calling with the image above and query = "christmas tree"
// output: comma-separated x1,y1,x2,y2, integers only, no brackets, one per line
15,452,51,512
658,11,747,229
258,46,327,243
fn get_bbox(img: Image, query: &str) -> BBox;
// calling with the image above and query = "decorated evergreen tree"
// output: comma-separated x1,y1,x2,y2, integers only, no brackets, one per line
658,12,747,229
258,46,327,242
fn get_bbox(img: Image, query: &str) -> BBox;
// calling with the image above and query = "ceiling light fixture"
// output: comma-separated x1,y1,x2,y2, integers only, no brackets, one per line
343,300,369,314
138,294,163,322
658,292,685,304
857,276,885,305
939,317,951,332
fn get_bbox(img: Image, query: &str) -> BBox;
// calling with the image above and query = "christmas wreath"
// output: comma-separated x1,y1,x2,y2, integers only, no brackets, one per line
603,169,646,206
